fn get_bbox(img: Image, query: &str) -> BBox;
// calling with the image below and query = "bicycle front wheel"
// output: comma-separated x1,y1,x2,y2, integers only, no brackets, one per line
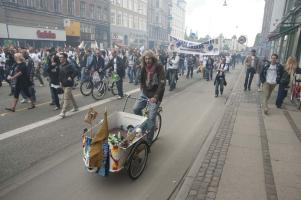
80,80,93,96
92,81,107,100
110,82,118,96
152,113,162,143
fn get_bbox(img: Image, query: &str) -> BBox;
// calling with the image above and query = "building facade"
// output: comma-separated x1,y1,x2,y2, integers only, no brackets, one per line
0,0,110,48
110,0,147,48
259,0,301,65
169,0,186,39
147,0,170,49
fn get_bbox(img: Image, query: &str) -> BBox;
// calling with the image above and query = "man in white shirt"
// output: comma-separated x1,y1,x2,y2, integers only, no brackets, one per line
260,53,284,114
167,51,179,91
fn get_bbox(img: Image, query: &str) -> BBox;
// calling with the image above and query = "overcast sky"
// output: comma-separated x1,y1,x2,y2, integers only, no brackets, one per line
185,0,265,46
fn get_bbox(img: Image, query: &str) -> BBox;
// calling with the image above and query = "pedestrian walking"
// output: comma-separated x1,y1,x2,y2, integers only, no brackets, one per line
47,55,61,110
260,53,284,114
167,51,179,91
276,56,297,108
244,49,260,91
58,53,78,118
186,54,194,79
5,53,35,112
214,57,228,97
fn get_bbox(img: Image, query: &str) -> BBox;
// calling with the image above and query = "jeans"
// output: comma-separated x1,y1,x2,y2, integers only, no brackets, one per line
187,66,193,78
134,67,141,85
116,78,123,97
215,77,224,96
257,73,262,88
168,69,177,90
133,92,160,143
127,66,134,83
179,62,185,75
276,84,288,108
244,68,255,90
51,87,60,108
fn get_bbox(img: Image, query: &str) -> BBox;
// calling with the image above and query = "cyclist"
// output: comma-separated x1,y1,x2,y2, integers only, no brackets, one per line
133,50,166,144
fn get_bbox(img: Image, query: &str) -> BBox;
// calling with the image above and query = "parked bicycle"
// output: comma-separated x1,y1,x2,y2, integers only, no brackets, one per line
91,70,120,100
123,95,162,143
290,68,301,110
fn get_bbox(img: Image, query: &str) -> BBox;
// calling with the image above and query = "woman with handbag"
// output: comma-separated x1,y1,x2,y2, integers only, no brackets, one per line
214,57,228,97
47,55,62,110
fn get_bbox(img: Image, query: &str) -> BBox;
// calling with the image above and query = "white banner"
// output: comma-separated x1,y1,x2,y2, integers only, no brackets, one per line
169,36,219,55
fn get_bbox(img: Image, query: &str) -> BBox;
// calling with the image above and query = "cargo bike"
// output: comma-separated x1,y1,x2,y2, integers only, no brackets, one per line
82,95,162,180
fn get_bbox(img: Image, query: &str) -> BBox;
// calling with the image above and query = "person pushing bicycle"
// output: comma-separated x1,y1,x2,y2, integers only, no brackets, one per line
133,50,166,144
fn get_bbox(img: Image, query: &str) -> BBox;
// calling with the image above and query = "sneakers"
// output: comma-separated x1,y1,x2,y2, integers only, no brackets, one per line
58,113,65,118
117,96,123,99
53,107,60,111
20,99,28,104
71,107,78,112
257,88,262,92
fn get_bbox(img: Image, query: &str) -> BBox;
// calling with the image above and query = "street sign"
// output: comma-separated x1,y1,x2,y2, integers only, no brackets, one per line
238,35,247,44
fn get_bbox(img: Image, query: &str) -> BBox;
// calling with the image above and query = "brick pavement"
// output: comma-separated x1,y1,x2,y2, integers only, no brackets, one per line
175,68,301,200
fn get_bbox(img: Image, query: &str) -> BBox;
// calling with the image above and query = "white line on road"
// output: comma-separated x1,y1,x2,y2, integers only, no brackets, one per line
0,88,140,141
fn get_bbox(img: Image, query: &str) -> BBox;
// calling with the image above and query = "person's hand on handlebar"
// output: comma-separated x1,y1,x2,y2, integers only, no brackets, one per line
149,97,157,103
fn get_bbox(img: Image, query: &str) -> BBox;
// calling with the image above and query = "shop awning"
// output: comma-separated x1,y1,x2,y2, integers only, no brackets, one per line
268,24,300,41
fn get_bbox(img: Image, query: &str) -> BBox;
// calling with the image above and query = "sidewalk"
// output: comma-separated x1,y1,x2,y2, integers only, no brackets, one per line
175,69,301,200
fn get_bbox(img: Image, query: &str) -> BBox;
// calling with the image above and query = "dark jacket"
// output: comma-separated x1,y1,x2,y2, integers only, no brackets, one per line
24,56,35,85
279,71,290,88
47,63,60,85
106,56,125,78
59,62,76,87
140,63,166,102
95,55,105,71
260,63,284,84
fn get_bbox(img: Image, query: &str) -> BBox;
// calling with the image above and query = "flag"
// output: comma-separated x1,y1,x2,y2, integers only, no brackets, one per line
84,107,98,124
88,111,109,167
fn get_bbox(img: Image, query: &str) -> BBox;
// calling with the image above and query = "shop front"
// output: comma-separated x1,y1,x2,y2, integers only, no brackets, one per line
0,24,66,48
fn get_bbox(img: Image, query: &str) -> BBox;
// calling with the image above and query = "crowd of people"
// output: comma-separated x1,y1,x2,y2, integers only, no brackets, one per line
1,44,298,117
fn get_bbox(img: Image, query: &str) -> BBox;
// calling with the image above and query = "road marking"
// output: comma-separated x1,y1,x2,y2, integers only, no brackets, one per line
0,92,83,116
0,88,140,141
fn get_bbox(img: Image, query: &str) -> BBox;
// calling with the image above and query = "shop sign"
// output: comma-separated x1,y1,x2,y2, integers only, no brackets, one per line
37,30,56,39
238,35,247,44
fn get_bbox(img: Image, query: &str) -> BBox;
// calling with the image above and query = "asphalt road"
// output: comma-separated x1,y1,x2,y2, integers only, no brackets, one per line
0,67,241,200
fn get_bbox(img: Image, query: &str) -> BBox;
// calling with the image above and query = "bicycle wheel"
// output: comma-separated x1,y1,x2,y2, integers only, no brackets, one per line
92,81,107,100
152,113,162,143
110,82,118,96
80,80,93,96
128,141,148,180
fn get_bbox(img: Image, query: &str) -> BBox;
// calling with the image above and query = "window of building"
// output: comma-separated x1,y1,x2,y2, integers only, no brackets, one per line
117,11,122,25
90,4,95,19
68,0,75,15
156,0,159,8
111,9,116,25
129,0,134,10
129,14,133,28
53,0,61,12
133,15,138,29
123,12,128,27
97,6,102,20
116,0,121,6
103,7,109,21
123,0,128,9
38,0,47,9
80,2,86,17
